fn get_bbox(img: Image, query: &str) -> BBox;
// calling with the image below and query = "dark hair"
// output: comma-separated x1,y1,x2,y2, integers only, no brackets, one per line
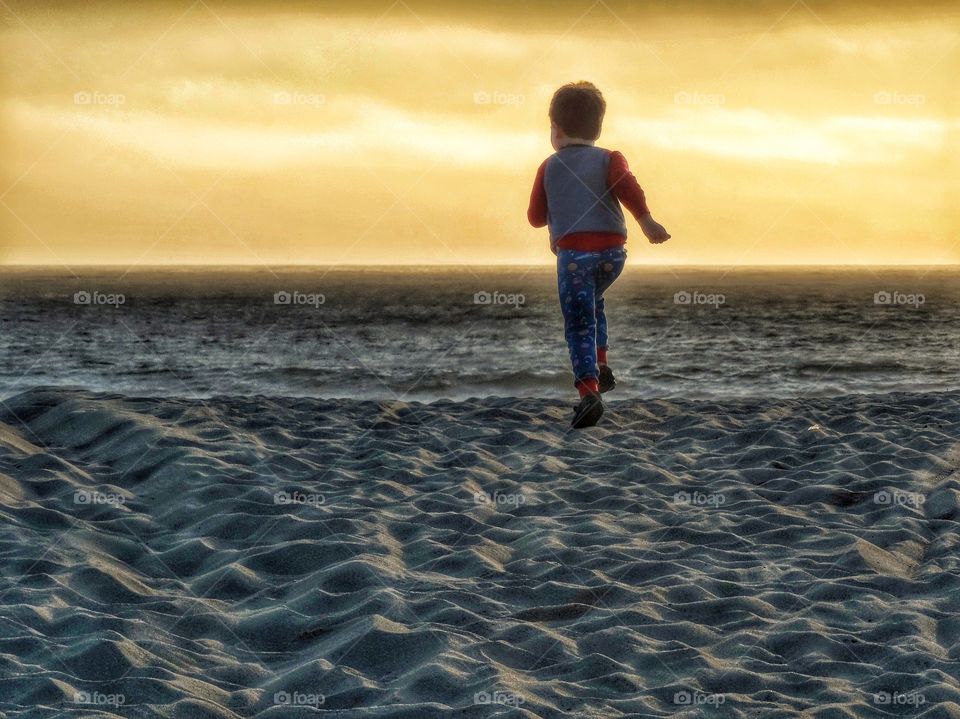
549,81,606,140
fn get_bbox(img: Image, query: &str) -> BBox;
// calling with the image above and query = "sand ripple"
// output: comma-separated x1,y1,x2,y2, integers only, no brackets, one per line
0,388,959,717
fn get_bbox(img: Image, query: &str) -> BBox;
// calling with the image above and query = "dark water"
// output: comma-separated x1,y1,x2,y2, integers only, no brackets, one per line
0,266,956,400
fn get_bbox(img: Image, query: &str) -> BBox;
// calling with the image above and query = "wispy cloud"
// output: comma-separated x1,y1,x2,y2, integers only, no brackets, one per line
1,2,957,265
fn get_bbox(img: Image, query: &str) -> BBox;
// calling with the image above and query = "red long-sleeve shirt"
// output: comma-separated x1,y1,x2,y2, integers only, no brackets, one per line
527,149,650,252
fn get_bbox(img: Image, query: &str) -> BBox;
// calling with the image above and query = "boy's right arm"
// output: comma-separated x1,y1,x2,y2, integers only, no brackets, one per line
608,151,671,244
527,160,548,228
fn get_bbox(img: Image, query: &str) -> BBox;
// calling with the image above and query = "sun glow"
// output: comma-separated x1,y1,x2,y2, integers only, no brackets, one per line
1,2,957,266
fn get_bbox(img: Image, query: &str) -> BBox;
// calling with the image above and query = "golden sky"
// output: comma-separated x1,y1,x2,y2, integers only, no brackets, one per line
1,0,958,266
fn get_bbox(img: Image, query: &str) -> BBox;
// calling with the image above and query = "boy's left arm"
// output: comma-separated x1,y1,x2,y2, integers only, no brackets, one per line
527,160,548,229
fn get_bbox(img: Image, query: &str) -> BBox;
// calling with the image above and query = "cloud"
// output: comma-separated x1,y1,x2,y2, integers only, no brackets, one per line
1,0,957,265
611,108,947,165
6,97,543,170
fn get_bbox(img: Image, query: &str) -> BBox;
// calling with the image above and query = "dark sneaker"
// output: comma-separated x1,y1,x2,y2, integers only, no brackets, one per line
598,365,616,393
571,391,605,429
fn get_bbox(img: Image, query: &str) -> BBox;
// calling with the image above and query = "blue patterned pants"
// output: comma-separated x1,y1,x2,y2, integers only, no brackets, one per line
556,247,627,383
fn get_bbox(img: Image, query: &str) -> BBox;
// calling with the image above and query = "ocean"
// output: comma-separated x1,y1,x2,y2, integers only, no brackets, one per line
1,265,956,401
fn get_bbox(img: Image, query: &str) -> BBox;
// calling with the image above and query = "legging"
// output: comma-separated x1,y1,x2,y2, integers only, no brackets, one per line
556,246,627,383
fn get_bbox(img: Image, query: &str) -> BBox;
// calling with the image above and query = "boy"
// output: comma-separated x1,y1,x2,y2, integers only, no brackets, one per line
527,81,670,428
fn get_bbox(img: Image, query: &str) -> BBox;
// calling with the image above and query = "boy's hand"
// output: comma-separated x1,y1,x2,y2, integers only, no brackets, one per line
640,214,671,244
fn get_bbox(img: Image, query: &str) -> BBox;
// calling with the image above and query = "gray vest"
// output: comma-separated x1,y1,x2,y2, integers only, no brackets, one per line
544,145,627,245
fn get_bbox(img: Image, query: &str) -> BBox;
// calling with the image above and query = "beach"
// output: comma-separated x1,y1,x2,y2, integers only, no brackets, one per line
1,387,958,717
3,0,957,714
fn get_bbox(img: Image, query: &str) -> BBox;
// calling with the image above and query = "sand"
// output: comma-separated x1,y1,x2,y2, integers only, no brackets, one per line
0,388,958,718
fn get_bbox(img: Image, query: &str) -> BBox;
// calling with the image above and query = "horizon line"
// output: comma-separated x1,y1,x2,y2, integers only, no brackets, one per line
3,262,960,270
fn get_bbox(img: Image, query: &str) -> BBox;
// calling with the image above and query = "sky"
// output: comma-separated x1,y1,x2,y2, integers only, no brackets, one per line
0,0,957,267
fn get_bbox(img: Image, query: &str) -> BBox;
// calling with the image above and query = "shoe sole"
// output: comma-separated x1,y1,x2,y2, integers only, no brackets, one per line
572,395,605,429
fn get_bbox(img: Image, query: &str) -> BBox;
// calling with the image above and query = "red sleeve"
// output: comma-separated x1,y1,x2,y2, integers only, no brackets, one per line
607,150,650,221
527,159,548,228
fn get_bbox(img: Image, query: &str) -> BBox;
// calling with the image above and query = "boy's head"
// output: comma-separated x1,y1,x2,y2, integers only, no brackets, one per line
549,81,606,146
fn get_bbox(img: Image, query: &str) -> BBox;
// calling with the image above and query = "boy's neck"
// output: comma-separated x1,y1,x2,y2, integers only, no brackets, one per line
556,137,596,149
